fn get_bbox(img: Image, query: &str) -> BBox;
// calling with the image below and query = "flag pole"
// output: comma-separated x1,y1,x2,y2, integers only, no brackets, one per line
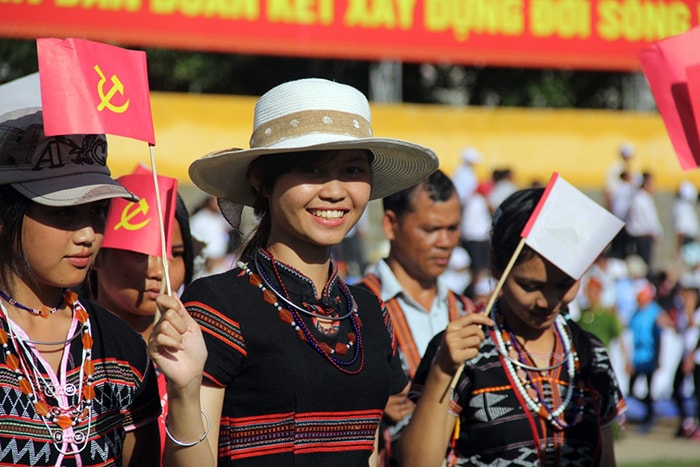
440,237,526,403
148,144,172,300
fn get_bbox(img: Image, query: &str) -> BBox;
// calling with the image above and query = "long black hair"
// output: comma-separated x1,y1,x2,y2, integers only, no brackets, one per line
175,193,196,286
492,187,597,364
0,186,32,294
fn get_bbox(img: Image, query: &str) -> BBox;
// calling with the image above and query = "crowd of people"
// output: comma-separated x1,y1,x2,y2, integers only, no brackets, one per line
1,74,698,467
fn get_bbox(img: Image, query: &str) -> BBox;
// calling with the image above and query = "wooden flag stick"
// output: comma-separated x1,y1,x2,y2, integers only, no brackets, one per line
440,238,526,403
148,144,172,303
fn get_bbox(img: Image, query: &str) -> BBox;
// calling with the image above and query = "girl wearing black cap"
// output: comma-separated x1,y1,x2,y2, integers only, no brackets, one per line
0,108,161,466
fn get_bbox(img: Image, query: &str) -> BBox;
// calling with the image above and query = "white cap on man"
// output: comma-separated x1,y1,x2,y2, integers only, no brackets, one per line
461,147,482,164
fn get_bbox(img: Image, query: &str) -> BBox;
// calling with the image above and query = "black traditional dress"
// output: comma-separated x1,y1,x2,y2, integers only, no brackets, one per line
183,250,406,466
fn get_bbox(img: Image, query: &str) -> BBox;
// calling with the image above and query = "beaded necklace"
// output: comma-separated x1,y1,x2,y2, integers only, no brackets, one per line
0,290,95,454
0,288,68,318
240,251,364,375
495,327,570,372
253,253,355,320
492,309,585,430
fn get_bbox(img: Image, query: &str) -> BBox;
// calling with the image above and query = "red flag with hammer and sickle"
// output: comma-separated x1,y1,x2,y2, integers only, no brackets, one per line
37,38,155,145
102,173,177,257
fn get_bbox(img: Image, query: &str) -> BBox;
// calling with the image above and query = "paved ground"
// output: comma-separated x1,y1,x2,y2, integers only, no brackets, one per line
615,417,700,465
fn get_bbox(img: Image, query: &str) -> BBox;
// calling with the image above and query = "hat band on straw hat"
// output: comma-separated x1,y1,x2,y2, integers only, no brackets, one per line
189,78,439,207
250,110,372,148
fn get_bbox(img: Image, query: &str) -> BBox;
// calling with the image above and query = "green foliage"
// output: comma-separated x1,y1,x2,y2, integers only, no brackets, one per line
0,39,38,82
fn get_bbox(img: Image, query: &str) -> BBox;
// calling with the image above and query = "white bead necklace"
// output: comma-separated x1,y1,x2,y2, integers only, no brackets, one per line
492,310,578,429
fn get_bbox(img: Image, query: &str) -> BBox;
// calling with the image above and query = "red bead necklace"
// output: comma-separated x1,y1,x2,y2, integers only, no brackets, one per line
0,290,95,454
239,251,365,374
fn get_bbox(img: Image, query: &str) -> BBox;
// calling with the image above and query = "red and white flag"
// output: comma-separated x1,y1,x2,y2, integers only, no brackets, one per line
37,38,155,144
521,173,624,280
102,173,178,257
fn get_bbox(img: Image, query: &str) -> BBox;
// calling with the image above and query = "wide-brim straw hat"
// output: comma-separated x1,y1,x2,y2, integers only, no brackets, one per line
189,78,439,207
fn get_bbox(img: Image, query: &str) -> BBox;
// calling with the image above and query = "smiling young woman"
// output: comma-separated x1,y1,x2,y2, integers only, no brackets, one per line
148,78,440,467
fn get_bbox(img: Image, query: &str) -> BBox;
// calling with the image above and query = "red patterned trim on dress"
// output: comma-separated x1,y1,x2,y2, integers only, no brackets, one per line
186,301,246,356
218,409,382,460
201,370,224,388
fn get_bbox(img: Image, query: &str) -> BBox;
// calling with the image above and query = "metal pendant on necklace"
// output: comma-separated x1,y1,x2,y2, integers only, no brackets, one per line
312,315,340,336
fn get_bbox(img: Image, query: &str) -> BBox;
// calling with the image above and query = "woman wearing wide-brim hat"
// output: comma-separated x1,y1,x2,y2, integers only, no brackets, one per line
148,78,454,466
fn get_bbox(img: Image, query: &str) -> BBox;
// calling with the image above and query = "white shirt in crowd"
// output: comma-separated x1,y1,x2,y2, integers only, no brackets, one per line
626,189,663,238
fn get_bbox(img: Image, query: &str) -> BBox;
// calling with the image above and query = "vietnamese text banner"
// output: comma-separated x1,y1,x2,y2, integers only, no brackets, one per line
2,0,699,70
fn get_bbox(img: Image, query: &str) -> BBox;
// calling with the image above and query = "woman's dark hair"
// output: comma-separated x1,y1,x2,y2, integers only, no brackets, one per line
490,187,544,277
241,153,306,258
175,193,196,286
0,185,34,293
241,149,373,259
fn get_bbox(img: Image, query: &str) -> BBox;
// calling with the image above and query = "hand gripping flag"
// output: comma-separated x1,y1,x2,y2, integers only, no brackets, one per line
37,38,155,144
521,173,625,280
102,173,178,258
639,26,700,170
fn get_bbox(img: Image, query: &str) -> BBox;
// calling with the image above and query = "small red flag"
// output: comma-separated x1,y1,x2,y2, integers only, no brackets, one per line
102,173,177,257
638,27,700,170
37,38,155,145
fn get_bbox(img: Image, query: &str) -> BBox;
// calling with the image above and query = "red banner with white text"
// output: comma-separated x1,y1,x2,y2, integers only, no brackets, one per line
2,0,699,70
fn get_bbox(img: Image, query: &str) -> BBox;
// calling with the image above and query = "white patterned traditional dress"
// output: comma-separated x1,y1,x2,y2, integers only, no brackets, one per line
0,299,161,467
410,307,626,466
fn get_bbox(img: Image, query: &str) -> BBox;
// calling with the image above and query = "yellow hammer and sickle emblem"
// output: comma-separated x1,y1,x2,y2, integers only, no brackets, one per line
115,199,151,231
94,64,130,113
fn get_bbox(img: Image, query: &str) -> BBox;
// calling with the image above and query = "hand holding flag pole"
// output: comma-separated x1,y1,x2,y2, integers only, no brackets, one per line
440,239,524,402
441,173,624,403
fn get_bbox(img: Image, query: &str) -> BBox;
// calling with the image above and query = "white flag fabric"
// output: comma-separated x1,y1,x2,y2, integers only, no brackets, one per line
521,173,624,280
0,73,41,115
